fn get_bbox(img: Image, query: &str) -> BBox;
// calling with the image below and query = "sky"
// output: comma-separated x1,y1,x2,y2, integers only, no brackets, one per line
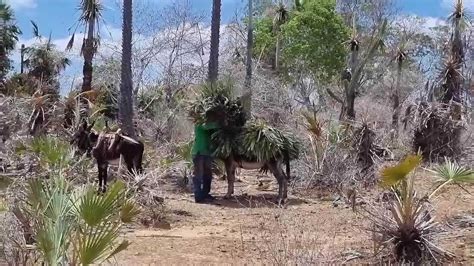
4,0,474,92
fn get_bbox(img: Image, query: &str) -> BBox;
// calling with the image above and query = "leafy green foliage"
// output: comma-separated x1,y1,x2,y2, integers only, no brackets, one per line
0,3,22,83
253,0,348,82
281,0,348,81
30,137,75,171
253,17,276,62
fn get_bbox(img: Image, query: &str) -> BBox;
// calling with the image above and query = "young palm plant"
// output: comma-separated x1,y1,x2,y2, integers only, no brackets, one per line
427,158,474,198
16,176,139,265
13,139,138,265
365,154,451,263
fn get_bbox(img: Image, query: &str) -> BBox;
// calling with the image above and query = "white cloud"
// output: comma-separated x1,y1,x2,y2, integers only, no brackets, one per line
423,16,447,29
441,0,474,11
5,0,37,9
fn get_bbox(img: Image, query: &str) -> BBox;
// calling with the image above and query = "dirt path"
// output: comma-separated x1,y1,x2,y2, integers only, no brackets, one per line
111,173,474,265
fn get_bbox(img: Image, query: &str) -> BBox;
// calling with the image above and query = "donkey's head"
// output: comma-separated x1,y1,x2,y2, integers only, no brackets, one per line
70,120,98,154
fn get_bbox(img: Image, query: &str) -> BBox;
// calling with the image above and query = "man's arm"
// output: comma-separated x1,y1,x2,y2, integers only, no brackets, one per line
202,121,219,130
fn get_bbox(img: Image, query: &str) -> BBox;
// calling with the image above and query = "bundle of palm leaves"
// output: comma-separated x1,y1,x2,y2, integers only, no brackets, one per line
212,120,301,162
188,94,246,127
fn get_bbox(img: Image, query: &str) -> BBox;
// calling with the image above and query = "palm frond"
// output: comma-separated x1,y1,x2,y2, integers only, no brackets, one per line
66,33,75,51
31,20,40,38
380,154,422,188
428,158,474,198
77,181,127,227
302,112,323,140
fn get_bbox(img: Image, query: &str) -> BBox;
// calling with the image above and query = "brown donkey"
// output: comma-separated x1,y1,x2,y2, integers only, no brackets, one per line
71,121,144,192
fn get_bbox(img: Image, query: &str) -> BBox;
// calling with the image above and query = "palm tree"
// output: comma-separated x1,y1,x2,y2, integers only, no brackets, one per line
24,22,70,85
441,0,465,106
208,0,222,82
391,45,407,140
68,0,103,93
119,0,135,137
0,3,22,84
243,0,253,115
272,2,289,71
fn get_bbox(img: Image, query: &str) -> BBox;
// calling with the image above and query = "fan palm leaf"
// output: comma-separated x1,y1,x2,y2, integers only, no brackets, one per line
76,181,127,227
428,158,474,198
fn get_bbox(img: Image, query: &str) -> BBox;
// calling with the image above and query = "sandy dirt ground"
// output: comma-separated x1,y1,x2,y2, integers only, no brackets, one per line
110,170,474,265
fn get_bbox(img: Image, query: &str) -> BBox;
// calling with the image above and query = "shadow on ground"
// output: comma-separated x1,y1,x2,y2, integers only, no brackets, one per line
211,193,307,208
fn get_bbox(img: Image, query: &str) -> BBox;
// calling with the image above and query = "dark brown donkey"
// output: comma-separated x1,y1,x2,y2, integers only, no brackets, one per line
71,121,144,192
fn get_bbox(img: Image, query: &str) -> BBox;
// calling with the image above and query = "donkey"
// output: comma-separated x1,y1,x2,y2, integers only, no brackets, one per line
71,121,144,192
221,152,291,205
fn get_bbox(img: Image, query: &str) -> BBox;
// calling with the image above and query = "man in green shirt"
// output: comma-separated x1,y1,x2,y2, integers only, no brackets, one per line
191,115,219,203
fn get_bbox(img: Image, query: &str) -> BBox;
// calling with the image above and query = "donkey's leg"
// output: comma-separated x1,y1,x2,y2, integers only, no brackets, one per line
102,162,109,193
97,163,103,193
224,159,236,199
134,151,144,174
97,161,107,193
268,162,286,206
123,155,134,175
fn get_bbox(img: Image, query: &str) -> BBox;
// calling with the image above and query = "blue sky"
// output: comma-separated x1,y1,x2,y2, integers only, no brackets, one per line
4,0,473,93
8,0,471,41
8,0,244,40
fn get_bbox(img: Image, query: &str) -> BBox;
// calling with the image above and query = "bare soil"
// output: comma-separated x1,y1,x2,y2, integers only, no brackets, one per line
110,170,474,265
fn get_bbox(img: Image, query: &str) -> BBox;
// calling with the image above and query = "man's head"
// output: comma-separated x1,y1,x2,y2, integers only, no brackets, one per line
205,109,225,125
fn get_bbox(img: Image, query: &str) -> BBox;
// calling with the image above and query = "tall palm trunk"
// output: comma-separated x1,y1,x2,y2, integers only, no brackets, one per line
208,0,221,83
274,35,280,71
119,0,135,137
20,44,25,74
242,0,253,116
391,56,403,140
0,5,6,84
0,49,5,85
81,18,95,92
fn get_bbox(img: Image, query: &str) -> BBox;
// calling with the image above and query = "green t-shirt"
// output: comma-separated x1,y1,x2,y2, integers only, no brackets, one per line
191,122,219,156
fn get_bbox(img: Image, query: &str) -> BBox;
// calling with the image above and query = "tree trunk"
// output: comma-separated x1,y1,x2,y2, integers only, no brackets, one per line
119,0,135,138
0,11,5,85
274,35,280,71
208,0,221,83
242,0,253,116
0,48,5,85
20,44,25,74
391,60,402,140
342,46,359,120
81,18,95,93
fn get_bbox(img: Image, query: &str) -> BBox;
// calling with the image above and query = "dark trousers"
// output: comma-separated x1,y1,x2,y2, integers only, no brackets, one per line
193,155,213,201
